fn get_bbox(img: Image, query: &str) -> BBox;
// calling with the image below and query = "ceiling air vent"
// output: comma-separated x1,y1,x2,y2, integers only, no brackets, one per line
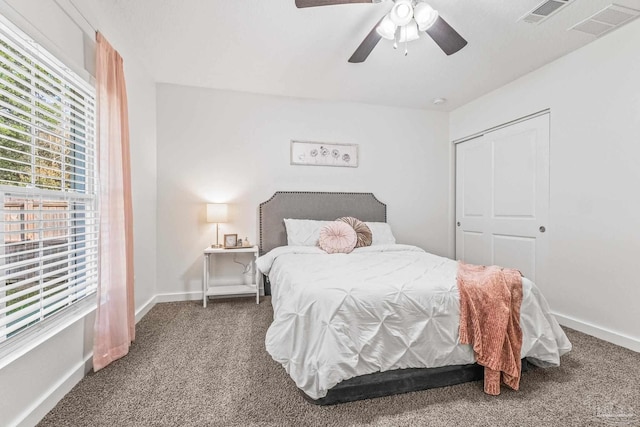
521,0,575,24
570,3,640,37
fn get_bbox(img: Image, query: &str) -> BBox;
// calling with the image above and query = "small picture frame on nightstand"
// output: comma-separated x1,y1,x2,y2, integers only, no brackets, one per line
223,234,238,248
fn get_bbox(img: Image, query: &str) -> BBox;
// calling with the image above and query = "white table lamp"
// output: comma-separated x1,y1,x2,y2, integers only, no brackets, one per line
206,203,228,248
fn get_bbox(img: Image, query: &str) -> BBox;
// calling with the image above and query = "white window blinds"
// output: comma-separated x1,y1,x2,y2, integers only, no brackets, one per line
0,16,97,341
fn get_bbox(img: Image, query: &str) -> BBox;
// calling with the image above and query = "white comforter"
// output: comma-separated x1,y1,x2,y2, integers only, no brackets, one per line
257,245,572,399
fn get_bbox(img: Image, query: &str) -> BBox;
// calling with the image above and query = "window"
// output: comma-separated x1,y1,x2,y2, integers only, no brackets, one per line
0,17,97,342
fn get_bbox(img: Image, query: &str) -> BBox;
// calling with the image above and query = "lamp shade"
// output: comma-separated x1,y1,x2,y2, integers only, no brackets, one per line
389,0,413,26
399,20,420,42
376,15,397,40
414,3,438,31
206,203,228,223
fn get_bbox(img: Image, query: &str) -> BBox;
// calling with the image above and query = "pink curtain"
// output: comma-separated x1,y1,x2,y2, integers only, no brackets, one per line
93,32,135,371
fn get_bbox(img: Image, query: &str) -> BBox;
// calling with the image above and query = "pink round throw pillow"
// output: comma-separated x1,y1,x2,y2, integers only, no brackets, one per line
319,221,357,254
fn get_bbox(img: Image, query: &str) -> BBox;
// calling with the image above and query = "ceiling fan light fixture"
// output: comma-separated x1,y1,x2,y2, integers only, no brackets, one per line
414,3,439,31
398,20,420,42
376,15,398,40
390,0,414,26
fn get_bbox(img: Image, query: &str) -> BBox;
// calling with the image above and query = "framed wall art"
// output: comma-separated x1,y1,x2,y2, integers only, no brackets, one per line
290,140,358,168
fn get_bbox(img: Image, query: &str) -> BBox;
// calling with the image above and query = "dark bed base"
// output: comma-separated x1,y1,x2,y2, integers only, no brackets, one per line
302,359,534,405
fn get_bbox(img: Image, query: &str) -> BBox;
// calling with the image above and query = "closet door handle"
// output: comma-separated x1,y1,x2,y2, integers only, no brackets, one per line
539,226,546,233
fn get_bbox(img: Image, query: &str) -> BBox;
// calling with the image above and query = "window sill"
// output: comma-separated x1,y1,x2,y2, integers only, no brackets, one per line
0,296,97,371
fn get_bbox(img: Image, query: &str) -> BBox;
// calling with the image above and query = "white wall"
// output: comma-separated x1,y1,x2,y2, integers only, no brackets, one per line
156,84,451,298
450,19,640,351
0,1,158,425
122,43,158,311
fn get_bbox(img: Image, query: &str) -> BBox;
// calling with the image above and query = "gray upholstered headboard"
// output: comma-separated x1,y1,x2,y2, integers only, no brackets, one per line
259,191,387,255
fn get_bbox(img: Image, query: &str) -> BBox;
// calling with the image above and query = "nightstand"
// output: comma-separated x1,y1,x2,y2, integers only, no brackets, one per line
202,246,260,308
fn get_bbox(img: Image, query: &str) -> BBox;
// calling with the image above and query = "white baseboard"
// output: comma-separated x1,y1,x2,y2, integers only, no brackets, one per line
15,352,92,427
12,292,197,426
135,295,157,323
553,312,640,353
155,291,202,303
154,291,265,304
9,298,156,427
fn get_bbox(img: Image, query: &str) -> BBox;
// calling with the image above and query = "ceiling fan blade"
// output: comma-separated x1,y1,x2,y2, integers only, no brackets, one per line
295,0,373,8
425,16,468,56
348,18,383,63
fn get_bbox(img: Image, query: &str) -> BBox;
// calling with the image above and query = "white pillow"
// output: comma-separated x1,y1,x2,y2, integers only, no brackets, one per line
284,219,331,246
366,222,396,245
284,219,396,246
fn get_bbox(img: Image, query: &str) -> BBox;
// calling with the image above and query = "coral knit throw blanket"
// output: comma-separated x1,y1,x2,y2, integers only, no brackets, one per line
457,261,524,395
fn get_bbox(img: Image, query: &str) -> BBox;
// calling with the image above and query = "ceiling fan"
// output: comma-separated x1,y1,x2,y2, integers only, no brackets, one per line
295,0,468,63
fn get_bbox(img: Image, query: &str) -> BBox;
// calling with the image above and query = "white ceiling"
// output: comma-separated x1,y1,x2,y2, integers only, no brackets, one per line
89,0,640,110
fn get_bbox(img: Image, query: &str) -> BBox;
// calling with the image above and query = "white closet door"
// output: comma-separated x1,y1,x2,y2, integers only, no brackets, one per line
455,114,549,284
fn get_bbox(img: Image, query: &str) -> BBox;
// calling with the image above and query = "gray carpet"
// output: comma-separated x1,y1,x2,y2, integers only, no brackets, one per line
39,298,640,427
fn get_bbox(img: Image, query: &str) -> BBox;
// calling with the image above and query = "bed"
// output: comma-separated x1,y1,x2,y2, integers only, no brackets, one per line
258,191,571,405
